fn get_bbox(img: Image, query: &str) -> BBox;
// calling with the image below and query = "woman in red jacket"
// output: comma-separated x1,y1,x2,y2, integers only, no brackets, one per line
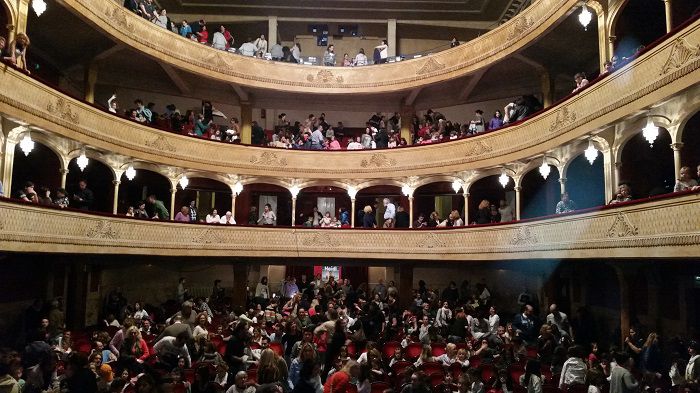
323,360,360,393
119,326,150,373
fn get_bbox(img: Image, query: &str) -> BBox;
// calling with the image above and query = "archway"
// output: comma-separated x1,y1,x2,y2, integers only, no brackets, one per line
66,157,114,213
11,141,61,199
0,1,9,41
613,0,665,60
680,111,700,169
618,130,674,198
235,183,292,226
175,177,232,222
413,181,464,225
117,169,171,216
565,153,605,209
355,185,404,228
520,165,561,219
468,175,515,223
296,185,351,227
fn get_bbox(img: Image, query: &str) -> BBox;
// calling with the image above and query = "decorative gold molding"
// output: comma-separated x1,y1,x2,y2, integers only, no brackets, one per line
0,193,698,259
46,98,79,124
250,152,288,167
144,135,177,152
306,70,344,84
549,106,577,132
507,16,534,41
660,38,700,75
416,58,446,75
606,213,639,238
104,5,134,33
360,154,397,168
464,140,493,157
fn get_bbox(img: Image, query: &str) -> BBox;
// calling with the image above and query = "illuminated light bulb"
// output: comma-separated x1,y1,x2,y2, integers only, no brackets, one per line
451,180,462,193
125,166,136,181
578,5,592,30
233,181,243,196
289,185,301,198
19,134,35,156
76,151,89,172
32,0,47,16
499,172,510,188
539,159,551,179
584,141,598,164
347,186,358,200
178,175,189,189
642,120,659,146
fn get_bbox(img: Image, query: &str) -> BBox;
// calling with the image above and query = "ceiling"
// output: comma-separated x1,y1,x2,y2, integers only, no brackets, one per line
156,0,512,22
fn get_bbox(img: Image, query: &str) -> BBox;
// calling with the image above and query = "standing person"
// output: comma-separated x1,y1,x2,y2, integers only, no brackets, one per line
72,180,94,211
685,341,700,386
674,166,698,191
323,45,336,66
8,33,30,74
374,40,388,64
362,206,376,228
255,277,270,307
254,34,268,54
609,353,638,393
146,195,170,220
188,200,198,222
519,360,543,393
291,43,302,63
382,198,396,228
258,204,277,226
354,48,368,66
489,110,504,130
555,192,577,214
323,360,359,393
498,199,513,222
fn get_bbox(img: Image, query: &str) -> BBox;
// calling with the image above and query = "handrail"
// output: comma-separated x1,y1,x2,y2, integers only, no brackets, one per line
0,190,698,259
0,17,697,180
55,0,579,94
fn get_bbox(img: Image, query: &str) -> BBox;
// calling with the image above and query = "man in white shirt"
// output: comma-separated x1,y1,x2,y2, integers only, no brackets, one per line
546,303,572,340
226,371,256,393
383,198,396,228
686,341,700,386
153,332,191,369
220,211,236,225
253,34,268,54
238,39,257,56
347,137,363,150
212,27,227,50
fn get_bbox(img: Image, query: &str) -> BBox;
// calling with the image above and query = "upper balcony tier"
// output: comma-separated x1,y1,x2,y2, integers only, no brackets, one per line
1,16,698,180
55,0,579,94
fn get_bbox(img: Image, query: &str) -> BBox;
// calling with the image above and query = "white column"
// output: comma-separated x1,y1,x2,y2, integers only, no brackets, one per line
387,19,397,58
1,140,16,195
515,186,522,220
671,142,683,181
559,177,567,195
231,194,237,224
662,0,672,33
291,197,297,226
112,180,120,214
351,199,356,228
463,192,469,225
408,196,414,228
268,16,278,47
60,169,69,189
170,188,177,221
602,148,615,204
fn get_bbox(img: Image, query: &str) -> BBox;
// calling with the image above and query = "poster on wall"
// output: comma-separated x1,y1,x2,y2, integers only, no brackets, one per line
314,265,341,281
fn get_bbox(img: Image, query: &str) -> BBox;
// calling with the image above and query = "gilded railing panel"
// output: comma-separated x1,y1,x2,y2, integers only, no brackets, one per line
0,19,698,179
56,0,578,93
0,193,698,259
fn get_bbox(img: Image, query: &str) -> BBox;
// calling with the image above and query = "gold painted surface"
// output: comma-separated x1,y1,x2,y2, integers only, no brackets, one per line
56,0,578,93
0,193,698,259
0,19,698,179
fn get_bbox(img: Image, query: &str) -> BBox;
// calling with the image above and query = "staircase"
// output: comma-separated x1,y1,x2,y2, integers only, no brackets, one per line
499,0,533,24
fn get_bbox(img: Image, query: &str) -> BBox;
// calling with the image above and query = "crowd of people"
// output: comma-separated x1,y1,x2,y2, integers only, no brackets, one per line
2,273,698,393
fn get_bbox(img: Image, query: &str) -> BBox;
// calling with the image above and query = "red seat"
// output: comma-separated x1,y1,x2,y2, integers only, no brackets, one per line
382,341,401,359
428,372,445,387
431,343,446,357
269,342,284,357
348,384,358,393
247,369,258,383
173,383,188,393
76,342,92,354
448,363,463,380
405,343,423,361
249,342,261,350
371,381,391,393
217,342,227,355
347,342,357,358
391,361,413,378
509,364,525,386
469,355,481,369
419,362,444,376
525,346,538,359
183,369,195,384
481,364,496,384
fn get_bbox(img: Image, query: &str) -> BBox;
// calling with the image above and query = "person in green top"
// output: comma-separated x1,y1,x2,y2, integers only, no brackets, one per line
147,194,170,220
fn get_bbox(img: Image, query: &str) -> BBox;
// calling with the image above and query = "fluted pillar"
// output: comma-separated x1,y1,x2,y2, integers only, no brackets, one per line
231,194,237,224
463,192,470,225
351,198,356,228
515,186,522,220
170,188,177,221
408,196,414,228
291,197,297,226
112,180,120,214
662,0,672,33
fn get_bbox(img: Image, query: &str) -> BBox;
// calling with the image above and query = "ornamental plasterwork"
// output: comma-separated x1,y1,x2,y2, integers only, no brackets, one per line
85,221,119,239
104,5,134,33
464,140,493,157
417,232,447,248
510,226,538,245
415,58,446,75
298,232,340,247
549,106,577,132
46,98,79,124
606,213,639,238
250,151,288,167
306,70,344,84
193,228,226,244
360,154,398,168
506,16,534,41
144,135,177,152
660,38,700,74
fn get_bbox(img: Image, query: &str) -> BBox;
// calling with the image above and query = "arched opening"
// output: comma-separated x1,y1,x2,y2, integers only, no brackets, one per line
235,183,292,226
11,141,61,199
613,0,666,60
520,165,560,219
174,177,232,222
468,175,515,224
680,111,700,169
619,130,674,198
565,153,605,209
355,185,404,228
66,157,114,213
413,181,464,225
117,169,171,216
0,2,9,40
296,185,351,227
